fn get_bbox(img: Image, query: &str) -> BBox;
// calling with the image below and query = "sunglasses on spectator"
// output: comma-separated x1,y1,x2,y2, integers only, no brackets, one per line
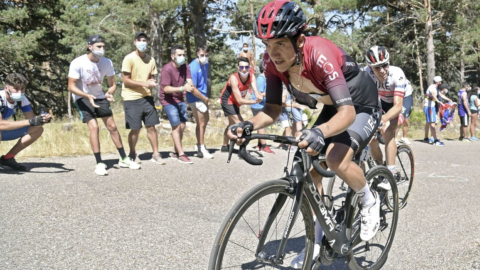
239,66,250,70
199,54,209,57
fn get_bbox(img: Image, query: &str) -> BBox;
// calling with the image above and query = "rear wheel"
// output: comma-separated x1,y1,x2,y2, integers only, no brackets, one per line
346,166,399,270
209,179,315,270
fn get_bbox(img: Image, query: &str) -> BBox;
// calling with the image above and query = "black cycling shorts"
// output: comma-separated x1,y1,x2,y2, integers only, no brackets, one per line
313,105,382,154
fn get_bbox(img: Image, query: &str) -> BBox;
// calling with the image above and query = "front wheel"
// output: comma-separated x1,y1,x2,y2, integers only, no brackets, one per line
386,144,415,210
209,179,315,270
346,166,399,270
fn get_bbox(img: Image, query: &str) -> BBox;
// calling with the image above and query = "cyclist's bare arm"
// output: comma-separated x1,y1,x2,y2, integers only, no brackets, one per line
382,96,403,123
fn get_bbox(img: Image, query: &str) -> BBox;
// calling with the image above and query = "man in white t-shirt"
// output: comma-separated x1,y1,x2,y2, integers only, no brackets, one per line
68,35,140,176
423,76,444,146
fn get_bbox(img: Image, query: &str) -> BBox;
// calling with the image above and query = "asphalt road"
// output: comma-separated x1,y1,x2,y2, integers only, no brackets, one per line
0,140,479,270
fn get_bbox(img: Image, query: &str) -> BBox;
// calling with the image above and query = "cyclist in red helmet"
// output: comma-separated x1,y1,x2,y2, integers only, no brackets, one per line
228,1,382,266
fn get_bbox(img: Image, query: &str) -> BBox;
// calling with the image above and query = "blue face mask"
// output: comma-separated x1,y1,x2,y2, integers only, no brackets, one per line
7,90,25,102
175,56,185,66
135,41,147,52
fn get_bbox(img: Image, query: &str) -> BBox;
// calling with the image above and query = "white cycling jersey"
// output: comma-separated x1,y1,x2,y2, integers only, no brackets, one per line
405,79,413,97
366,65,407,103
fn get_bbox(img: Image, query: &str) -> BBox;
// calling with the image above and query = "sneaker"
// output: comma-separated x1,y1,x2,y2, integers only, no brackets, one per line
429,137,434,144
376,177,392,191
200,146,214,159
150,153,166,165
0,156,27,171
461,138,471,143
259,145,275,154
221,146,229,153
434,140,445,146
290,243,321,269
119,157,141,169
470,136,479,141
394,138,399,145
178,154,193,164
400,137,411,145
360,190,381,241
169,152,179,160
94,163,108,176
128,153,142,164
422,138,430,143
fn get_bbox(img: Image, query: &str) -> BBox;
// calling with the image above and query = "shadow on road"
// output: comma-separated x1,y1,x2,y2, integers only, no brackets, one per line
0,162,74,174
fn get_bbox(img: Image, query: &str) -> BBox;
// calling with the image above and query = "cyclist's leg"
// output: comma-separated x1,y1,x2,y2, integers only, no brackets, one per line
369,137,383,165
384,117,398,170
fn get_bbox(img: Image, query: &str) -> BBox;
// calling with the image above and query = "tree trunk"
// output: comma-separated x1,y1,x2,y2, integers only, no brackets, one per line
149,9,163,107
460,44,465,82
182,6,193,63
414,22,424,95
189,0,206,47
425,0,435,85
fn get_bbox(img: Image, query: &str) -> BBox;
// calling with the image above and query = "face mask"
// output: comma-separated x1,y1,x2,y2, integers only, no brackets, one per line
136,42,147,52
199,56,208,64
175,56,185,66
92,49,104,58
239,71,249,79
243,48,248,52
7,90,24,102
444,90,448,94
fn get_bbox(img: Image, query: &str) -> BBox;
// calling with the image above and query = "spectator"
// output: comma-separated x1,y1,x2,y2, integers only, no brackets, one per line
238,43,256,71
423,76,444,145
68,35,140,176
220,57,263,152
250,65,274,154
282,87,304,136
457,82,472,142
469,86,480,141
396,80,414,145
0,73,52,171
187,45,213,159
160,45,209,164
121,32,165,165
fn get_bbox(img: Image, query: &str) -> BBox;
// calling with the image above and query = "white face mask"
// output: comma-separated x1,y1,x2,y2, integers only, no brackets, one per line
92,49,104,58
243,47,248,52
199,56,208,64
175,56,186,66
239,71,249,79
136,41,148,52
7,90,24,102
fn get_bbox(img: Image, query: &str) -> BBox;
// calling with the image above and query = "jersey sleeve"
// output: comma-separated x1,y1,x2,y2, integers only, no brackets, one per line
393,68,406,98
121,54,133,73
263,53,283,106
189,61,199,87
20,97,32,113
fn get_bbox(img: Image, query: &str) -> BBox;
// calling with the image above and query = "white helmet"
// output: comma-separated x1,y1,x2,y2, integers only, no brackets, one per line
365,46,390,67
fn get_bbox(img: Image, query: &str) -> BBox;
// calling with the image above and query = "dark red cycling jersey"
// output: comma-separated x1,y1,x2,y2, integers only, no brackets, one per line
264,36,378,109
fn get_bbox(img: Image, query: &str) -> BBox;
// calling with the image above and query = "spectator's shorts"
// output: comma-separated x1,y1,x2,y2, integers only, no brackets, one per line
251,108,262,117
75,98,112,123
424,106,437,123
402,95,413,119
189,101,208,114
124,96,160,130
460,115,469,127
164,102,188,127
1,126,29,141
221,102,240,117
285,107,303,123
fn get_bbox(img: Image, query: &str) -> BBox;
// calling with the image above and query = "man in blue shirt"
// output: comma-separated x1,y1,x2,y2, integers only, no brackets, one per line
250,66,273,153
187,45,212,159
0,73,52,171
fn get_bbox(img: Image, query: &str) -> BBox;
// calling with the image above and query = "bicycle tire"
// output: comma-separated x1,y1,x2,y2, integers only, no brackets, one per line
346,166,399,270
386,144,414,210
209,179,315,270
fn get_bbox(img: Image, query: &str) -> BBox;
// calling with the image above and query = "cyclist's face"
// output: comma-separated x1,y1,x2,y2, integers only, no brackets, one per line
372,63,389,81
262,37,297,72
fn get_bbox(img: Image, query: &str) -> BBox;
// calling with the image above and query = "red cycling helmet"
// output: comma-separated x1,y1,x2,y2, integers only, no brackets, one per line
254,0,306,39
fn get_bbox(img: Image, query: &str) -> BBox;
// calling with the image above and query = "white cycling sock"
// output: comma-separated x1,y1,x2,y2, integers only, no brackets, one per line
313,216,324,244
387,165,396,175
357,183,375,207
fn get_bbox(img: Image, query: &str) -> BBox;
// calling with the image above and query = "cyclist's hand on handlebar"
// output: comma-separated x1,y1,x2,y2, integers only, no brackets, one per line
227,121,254,145
297,128,325,156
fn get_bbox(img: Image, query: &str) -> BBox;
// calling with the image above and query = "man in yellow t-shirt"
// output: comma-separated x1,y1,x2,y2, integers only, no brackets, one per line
121,31,165,165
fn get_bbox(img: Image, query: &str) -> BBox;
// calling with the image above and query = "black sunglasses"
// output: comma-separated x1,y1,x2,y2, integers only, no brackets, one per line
374,63,389,69
199,54,209,57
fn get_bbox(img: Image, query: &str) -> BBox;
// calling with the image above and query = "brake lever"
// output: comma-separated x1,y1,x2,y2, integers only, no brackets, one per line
227,139,236,163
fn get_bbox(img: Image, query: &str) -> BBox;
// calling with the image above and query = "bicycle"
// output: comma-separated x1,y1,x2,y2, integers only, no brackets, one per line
209,133,399,270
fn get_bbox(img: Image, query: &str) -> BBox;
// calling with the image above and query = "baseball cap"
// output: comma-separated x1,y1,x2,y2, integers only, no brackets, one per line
134,31,148,40
433,76,443,83
87,34,106,51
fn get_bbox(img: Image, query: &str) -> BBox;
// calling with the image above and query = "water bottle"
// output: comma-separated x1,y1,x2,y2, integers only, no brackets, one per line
360,145,370,162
